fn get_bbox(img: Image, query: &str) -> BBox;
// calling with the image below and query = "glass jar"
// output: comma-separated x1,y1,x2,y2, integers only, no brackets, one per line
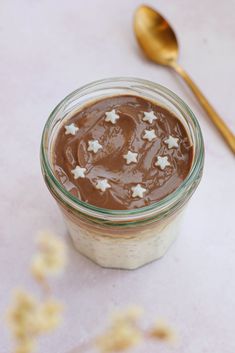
40,77,204,269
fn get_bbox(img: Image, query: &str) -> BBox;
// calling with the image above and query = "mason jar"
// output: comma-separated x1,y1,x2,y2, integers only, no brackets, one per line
40,77,204,269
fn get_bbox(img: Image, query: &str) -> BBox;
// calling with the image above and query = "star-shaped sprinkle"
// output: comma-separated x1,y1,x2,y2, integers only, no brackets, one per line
105,109,120,124
64,123,79,135
164,135,179,149
71,165,87,179
143,129,157,142
123,150,138,165
131,184,147,198
87,140,103,153
95,179,111,192
155,156,171,170
143,111,157,124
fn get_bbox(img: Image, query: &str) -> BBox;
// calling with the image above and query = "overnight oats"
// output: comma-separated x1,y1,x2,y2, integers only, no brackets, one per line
41,78,204,269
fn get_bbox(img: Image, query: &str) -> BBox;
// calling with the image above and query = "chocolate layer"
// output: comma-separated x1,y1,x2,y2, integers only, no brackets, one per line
53,95,193,210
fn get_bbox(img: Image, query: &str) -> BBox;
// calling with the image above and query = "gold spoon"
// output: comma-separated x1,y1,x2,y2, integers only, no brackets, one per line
134,5,235,154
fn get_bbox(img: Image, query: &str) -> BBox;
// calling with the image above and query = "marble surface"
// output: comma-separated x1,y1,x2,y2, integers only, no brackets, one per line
1,0,235,352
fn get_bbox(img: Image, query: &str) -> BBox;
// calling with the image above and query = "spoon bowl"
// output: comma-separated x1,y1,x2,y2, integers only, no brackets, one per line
134,5,235,154
134,5,178,66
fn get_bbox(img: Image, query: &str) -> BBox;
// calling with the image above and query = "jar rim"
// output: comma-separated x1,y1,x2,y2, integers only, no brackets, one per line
40,77,204,221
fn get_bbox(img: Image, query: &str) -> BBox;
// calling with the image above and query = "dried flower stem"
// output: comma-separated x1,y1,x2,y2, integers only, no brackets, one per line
37,278,52,297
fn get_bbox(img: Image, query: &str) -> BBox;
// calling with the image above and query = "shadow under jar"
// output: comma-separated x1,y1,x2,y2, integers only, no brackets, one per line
40,77,204,269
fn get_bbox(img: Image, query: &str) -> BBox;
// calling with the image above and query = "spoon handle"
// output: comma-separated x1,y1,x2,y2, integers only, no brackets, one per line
171,63,235,154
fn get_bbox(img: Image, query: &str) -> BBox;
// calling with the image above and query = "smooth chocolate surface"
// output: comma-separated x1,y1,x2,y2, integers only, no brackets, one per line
53,95,193,210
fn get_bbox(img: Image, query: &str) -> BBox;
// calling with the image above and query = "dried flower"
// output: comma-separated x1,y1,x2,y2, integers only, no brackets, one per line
38,299,63,332
7,289,63,353
96,324,141,353
7,290,39,337
96,306,142,353
6,231,66,353
31,231,66,281
149,319,176,343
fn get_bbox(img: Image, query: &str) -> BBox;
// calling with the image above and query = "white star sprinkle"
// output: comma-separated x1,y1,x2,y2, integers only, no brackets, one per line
131,184,147,198
64,123,79,135
143,111,157,124
71,165,87,179
105,109,120,124
143,129,157,142
96,179,111,192
87,140,103,153
164,135,179,149
123,150,138,165
155,156,171,170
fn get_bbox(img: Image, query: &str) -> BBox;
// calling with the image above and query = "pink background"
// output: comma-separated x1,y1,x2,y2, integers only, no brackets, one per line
1,1,235,352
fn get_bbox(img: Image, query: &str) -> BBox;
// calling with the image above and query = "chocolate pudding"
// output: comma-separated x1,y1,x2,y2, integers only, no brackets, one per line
53,95,193,210
42,77,204,269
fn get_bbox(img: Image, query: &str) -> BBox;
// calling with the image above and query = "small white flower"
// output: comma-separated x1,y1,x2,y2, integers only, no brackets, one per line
123,151,138,165
71,166,87,179
96,179,111,192
131,184,147,198
164,135,179,149
105,109,120,124
64,123,79,135
88,140,103,153
143,111,157,124
155,156,171,170
143,129,157,142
